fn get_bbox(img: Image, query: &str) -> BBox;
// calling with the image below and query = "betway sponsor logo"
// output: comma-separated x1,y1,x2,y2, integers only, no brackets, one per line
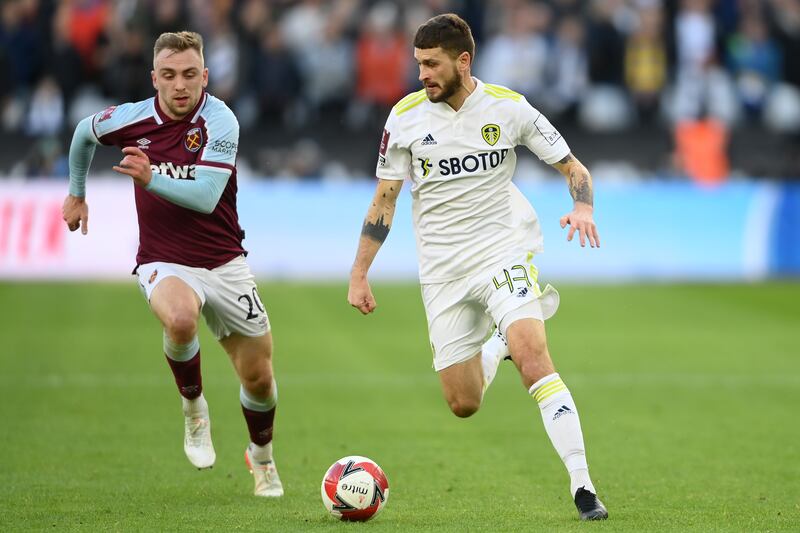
150,162,196,180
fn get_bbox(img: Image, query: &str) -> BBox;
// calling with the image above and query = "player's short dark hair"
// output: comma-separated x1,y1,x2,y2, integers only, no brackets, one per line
413,13,475,62
153,31,204,63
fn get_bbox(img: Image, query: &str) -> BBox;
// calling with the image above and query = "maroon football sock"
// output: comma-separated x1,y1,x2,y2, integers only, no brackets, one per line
164,351,202,400
242,405,276,446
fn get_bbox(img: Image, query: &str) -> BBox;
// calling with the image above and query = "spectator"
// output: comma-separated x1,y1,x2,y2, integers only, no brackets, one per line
148,0,187,42
299,18,354,116
47,4,84,113
65,0,110,77
205,6,240,104
1,0,43,95
671,0,739,124
25,75,64,136
727,15,782,116
544,14,589,121
586,0,628,86
768,0,800,87
253,26,303,126
355,2,408,107
625,2,668,122
476,2,550,100
101,26,153,104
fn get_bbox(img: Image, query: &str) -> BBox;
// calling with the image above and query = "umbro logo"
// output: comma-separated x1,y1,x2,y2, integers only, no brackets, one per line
421,133,437,145
552,405,573,420
137,138,151,150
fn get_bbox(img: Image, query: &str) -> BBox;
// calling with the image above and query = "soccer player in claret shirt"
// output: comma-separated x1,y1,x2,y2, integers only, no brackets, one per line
61,31,282,498
348,14,607,520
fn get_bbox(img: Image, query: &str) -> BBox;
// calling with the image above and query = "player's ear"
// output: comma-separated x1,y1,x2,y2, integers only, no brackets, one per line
202,68,209,88
458,51,471,73
151,70,157,90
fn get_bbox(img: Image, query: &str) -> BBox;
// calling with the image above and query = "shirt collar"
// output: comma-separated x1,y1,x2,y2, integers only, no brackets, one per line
153,91,207,124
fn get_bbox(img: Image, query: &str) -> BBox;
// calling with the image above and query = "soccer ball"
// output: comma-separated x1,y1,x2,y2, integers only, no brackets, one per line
321,455,389,521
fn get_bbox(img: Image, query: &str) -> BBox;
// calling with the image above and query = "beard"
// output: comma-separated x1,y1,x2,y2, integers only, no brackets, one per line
426,66,461,103
165,93,198,119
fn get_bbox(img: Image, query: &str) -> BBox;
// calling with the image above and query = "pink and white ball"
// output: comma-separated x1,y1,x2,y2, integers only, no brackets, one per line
321,456,389,521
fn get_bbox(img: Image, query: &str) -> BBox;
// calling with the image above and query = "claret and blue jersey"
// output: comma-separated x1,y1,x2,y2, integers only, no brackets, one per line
89,92,246,269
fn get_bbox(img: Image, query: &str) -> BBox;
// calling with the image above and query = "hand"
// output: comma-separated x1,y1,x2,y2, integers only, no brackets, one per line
560,202,600,248
62,194,89,235
112,146,152,187
348,274,377,315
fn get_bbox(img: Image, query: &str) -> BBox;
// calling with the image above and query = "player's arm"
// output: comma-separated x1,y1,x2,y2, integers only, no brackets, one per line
63,116,100,234
348,178,404,315
551,152,600,248
112,146,229,214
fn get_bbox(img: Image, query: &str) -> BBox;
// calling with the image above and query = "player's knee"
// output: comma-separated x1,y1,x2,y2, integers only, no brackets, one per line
241,373,272,399
163,311,198,343
517,348,556,386
448,397,480,418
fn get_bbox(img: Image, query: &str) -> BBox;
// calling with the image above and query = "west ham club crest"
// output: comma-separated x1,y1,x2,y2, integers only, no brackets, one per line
184,127,203,153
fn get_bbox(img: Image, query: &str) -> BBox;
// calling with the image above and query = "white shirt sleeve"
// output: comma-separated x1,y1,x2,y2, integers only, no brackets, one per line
375,112,410,181
518,99,570,165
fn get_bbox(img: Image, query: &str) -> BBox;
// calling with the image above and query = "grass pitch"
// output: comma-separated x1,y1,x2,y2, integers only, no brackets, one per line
0,281,798,532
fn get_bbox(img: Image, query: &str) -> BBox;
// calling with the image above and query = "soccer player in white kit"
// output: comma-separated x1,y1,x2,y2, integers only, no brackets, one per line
347,14,607,520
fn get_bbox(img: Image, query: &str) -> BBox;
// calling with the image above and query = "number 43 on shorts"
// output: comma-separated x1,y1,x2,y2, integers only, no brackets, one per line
492,265,534,294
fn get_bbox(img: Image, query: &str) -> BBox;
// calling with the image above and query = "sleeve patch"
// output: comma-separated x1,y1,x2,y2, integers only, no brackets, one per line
207,138,238,156
534,115,561,146
96,106,117,123
379,129,390,155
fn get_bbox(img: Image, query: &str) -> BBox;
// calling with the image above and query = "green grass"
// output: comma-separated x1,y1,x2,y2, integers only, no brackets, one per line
0,281,798,532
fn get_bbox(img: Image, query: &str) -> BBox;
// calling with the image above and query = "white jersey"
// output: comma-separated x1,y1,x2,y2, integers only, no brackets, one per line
376,78,570,283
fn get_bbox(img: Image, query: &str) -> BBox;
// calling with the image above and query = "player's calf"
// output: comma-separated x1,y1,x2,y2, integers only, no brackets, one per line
505,318,555,388
439,357,484,418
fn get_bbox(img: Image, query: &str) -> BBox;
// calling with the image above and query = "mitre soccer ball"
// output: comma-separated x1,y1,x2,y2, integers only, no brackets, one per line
321,456,389,521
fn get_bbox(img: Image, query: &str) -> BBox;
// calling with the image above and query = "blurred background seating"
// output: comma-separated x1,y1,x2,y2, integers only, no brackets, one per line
0,0,798,182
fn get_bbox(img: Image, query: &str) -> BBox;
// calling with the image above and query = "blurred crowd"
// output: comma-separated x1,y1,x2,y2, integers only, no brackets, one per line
2,0,800,180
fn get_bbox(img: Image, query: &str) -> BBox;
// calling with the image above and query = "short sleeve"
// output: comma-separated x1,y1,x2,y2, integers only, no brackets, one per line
518,99,570,165
375,112,410,181
91,103,137,145
199,106,239,172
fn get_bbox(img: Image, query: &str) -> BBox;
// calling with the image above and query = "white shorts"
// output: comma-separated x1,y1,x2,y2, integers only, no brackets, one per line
136,255,270,340
421,253,559,372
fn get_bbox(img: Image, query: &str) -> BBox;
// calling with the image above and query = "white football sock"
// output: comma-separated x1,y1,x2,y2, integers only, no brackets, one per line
249,441,273,463
182,392,208,416
480,329,509,395
529,373,596,497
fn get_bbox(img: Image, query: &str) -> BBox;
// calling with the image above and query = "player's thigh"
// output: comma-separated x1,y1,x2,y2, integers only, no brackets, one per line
220,331,274,391
421,280,493,374
200,256,270,341
136,262,203,330
480,253,560,336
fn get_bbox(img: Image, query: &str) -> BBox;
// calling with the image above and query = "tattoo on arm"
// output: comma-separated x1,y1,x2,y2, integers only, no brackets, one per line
558,154,573,165
568,169,593,206
362,214,390,243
